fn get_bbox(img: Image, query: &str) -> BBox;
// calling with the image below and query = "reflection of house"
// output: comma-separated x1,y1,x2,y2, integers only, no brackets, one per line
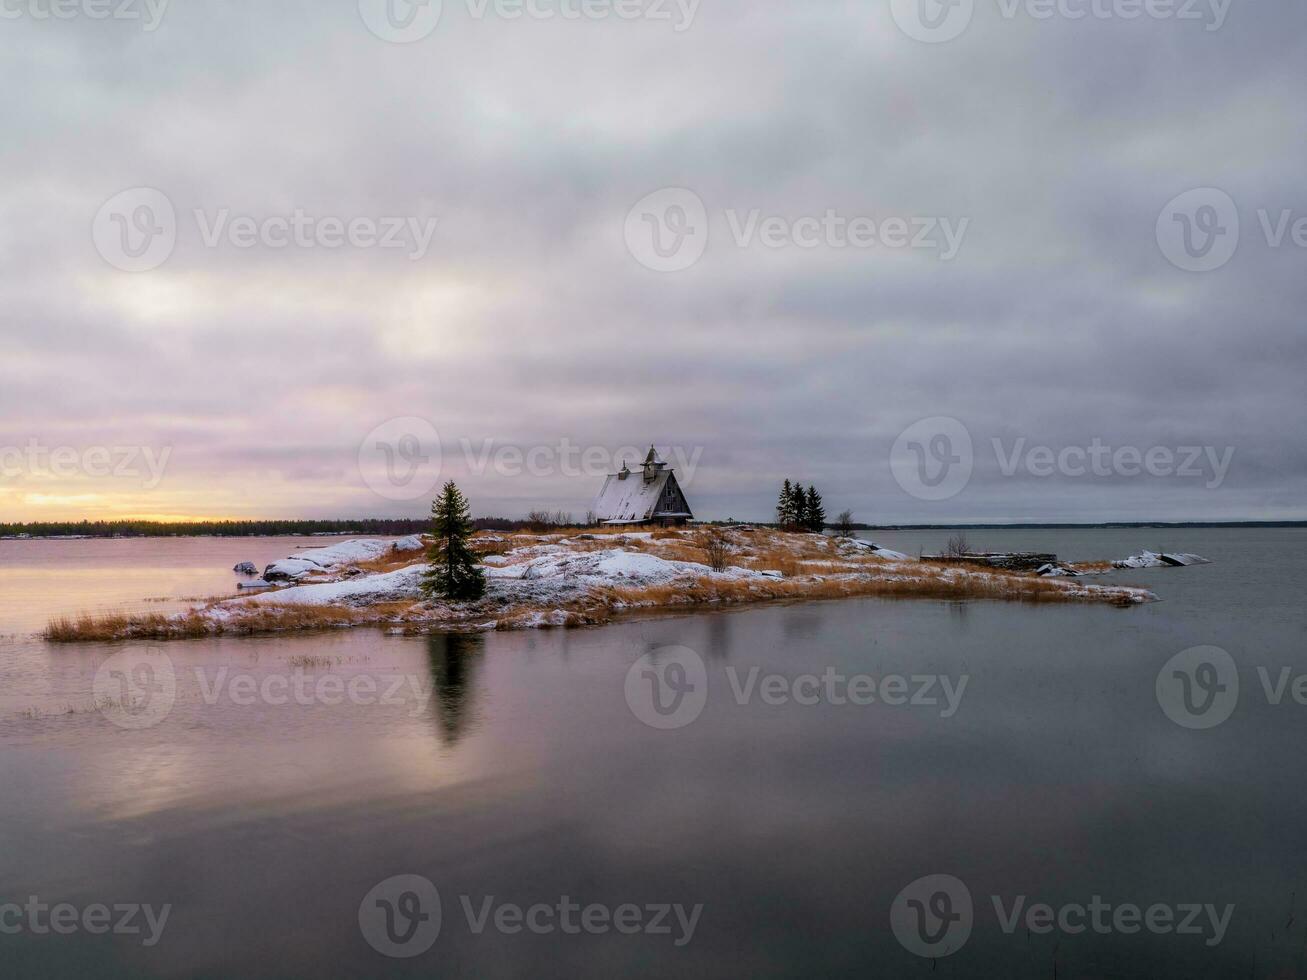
592,446,693,527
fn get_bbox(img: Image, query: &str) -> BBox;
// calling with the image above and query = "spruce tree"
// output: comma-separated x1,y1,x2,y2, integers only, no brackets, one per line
777,479,795,528
421,481,486,601
791,480,808,529
805,486,826,532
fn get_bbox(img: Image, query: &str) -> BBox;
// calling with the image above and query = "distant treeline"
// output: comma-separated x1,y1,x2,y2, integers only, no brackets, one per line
0,519,432,539
1,516,601,538
4,517,1297,540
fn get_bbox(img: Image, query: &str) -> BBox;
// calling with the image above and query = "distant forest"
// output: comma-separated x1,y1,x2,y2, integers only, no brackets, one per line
1,516,610,538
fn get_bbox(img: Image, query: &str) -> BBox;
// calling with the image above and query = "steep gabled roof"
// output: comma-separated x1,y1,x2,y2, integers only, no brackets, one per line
592,469,671,523
592,450,693,523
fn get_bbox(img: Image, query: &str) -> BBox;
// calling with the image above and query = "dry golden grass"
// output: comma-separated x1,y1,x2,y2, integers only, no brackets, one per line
45,611,211,642
605,564,1143,610
350,551,426,574
648,540,709,564
44,602,420,643
471,534,516,558
1069,560,1114,573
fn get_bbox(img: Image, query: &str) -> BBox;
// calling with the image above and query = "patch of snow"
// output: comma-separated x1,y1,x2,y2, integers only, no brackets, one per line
1036,563,1080,578
237,563,427,607
515,548,765,586
261,537,426,581
838,538,909,561
484,562,531,580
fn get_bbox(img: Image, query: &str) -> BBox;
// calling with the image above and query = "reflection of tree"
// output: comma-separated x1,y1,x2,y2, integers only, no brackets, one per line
705,610,733,661
425,633,485,745
947,601,970,629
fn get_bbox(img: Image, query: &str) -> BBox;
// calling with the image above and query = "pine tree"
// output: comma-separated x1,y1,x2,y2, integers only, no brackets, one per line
421,481,486,601
777,479,795,528
804,486,826,532
791,479,809,529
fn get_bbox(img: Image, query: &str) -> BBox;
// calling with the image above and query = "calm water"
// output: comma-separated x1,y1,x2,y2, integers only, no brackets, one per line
1,529,1305,978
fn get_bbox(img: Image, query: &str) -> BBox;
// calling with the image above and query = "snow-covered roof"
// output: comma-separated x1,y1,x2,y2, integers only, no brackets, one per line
592,447,692,523
592,469,673,522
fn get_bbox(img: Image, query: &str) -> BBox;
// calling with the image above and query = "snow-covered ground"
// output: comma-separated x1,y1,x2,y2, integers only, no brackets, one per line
238,563,428,608
262,535,424,581
837,538,909,561
485,548,767,584
201,531,1164,631
233,546,766,613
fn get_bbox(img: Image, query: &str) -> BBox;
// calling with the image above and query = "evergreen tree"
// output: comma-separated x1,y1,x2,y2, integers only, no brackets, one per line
421,482,486,601
777,479,795,528
791,479,809,528
804,486,826,532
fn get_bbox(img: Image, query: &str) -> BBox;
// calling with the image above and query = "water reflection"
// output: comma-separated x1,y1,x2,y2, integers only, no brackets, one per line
947,600,971,630
705,609,733,660
3,530,1306,978
425,632,485,745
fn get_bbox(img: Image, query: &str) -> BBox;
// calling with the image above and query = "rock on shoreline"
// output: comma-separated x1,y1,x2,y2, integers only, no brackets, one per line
261,535,424,582
1113,551,1212,569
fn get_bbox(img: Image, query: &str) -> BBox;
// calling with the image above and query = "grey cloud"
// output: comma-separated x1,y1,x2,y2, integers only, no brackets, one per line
0,0,1303,521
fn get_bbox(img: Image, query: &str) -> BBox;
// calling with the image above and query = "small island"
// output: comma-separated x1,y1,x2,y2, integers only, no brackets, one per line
44,449,1212,643
46,525,1170,643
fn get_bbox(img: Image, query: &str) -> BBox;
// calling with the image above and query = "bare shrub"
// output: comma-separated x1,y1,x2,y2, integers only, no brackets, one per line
698,529,732,572
943,532,972,558
526,510,575,532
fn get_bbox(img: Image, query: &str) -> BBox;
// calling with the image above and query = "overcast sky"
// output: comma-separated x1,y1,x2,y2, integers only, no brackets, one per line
0,0,1303,524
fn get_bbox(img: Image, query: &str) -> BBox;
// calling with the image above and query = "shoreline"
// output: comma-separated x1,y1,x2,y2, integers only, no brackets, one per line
41,527,1168,643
